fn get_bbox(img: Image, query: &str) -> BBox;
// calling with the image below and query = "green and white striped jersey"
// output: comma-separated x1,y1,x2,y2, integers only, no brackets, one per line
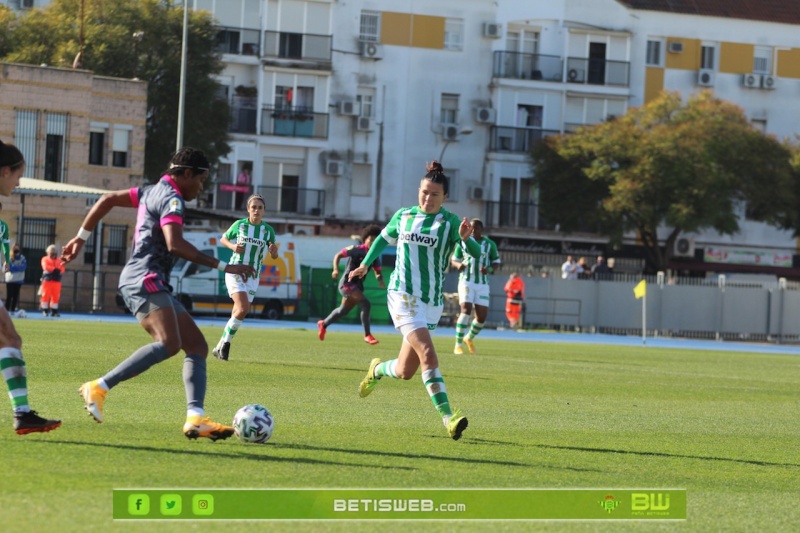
223,218,275,269
382,206,479,306
453,236,500,285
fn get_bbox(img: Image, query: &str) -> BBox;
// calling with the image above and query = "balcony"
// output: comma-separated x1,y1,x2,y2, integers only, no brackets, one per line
565,57,630,87
493,51,564,82
230,96,257,134
211,184,325,217
262,105,329,139
262,30,332,69
490,126,561,153
215,26,260,56
484,200,556,231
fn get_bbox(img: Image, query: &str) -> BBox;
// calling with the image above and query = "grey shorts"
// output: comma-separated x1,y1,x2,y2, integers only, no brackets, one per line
119,285,187,322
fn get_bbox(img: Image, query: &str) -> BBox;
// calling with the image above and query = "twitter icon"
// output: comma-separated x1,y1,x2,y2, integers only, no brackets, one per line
160,494,182,516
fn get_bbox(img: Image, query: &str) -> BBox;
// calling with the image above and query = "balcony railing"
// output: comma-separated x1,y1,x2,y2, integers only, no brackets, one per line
490,126,561,153
262,105,329,139
263,30,332,63
566,57,630,86
484,200,556,231
210,184,325,217
493,51,564,82
230,96,257,134
215,26,260,56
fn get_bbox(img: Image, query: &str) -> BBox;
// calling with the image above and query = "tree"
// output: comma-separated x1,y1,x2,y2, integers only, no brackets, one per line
532,91,797,271
3,0,231,182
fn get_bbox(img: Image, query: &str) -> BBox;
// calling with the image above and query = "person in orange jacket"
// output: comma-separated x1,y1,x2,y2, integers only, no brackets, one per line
504,272,525,329
40,244,65,317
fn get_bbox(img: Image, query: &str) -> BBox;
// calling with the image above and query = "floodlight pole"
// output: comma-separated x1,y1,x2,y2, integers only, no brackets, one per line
176,0,189,151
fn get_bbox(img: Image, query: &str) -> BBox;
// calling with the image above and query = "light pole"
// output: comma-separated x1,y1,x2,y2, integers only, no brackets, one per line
438,127,473,163
176,0,189,151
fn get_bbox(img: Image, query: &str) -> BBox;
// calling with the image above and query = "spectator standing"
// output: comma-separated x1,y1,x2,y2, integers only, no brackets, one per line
40,245,65,317
5,244,26,313
561,255,578,279
236,165,252,209
503,272,526,329
591,255,611,280
576,256,589,279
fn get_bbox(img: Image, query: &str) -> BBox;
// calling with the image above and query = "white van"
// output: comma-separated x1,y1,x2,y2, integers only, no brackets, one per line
117,232,301,319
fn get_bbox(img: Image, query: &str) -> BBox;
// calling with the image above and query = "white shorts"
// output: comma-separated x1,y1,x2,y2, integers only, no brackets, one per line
386,290,443,335
458,281,490,307
225,272,258,303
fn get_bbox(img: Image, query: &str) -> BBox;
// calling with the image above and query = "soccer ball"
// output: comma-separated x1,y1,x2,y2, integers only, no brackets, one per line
15,309,27,319
233,404,274,443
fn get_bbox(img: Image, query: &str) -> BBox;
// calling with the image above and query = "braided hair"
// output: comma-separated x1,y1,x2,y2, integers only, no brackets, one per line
165,147,210,177
424,160,449,195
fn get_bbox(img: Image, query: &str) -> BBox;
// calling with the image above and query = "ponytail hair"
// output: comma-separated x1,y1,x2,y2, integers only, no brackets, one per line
0,140,25,170
424,160,449,195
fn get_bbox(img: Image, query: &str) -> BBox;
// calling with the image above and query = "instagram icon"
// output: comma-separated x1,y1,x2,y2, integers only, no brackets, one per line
192,494,214,516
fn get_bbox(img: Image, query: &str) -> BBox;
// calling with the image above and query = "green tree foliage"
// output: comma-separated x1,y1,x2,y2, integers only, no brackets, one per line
532,91,796,271
3,0,230,182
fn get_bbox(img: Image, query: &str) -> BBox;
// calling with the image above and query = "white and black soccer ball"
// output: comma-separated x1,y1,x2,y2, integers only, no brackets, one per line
16,309,27,319
233,404,274,443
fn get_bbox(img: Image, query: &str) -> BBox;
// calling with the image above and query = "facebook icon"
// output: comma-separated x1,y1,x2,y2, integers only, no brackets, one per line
128,494,150,515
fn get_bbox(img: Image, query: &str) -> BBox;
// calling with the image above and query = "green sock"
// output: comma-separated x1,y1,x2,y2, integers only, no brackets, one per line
467,320,485,340
455,313,470,345
421,368,451,417
1,347,29,413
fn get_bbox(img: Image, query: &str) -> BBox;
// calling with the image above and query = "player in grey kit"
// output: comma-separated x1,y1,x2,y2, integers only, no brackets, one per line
61,148,255,441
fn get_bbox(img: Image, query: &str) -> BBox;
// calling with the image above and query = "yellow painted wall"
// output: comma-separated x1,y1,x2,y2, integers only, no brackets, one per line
381,12,412,46
777,48,800,78
665,38,701,70
719,42,753,74
411,15,444,49
644,67,665,103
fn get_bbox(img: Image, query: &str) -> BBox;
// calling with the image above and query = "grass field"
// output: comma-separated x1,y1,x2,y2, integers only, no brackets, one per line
1,319,799,532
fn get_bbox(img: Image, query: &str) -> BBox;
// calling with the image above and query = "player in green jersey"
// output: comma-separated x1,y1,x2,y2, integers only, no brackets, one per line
212,194,278,361
349,160,481,440
451,218,501,354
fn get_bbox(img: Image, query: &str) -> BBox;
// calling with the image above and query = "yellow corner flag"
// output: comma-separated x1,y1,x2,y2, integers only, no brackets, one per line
633,279,646,299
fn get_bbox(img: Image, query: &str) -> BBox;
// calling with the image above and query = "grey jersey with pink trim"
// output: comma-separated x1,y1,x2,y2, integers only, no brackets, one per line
118,176,185,292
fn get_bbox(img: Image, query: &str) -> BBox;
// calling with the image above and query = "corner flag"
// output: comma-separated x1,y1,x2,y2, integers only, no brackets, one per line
633,280,646,299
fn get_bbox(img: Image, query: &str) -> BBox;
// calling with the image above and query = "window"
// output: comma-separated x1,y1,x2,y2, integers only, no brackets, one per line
112,128,130,168
15,110,38,177
279,32,303,59
359,11,380,43
753,46,771,75
89,127,105,166
106,225,128,265
517,105,543,128
444,19,464,51
275,85,292,109
19,217,56,282
350,164,372,196
440,93,459,125
357,88,375,118
646,40,663,66
750,118,767,133
701,44,716,69
442,168,459,202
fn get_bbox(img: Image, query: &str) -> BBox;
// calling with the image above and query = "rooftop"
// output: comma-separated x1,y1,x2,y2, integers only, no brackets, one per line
616,0,800,25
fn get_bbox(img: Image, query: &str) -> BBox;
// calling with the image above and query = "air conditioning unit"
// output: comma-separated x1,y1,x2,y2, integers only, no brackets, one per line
468,186,486,201
761,75,776,90
325,160,343,176
338,101,360,116
673,237,696,258
474,107,496,124
667,41,684,54
742,74,761,88
359,41,383,59
21,0,34,8
567,68,585,83
356,116,374,132
697,69,715,87
443,124,460,141
482,22,502,39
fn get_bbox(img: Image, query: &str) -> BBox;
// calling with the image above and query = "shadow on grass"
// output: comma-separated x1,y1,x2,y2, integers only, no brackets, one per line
25,439,415,470
274,441,542,469
233,360,493,381
535,442,800,468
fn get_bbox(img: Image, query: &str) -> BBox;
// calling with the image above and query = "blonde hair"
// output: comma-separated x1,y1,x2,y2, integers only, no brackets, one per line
46,244,57,254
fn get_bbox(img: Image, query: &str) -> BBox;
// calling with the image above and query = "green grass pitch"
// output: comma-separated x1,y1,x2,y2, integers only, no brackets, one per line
1,320,798,532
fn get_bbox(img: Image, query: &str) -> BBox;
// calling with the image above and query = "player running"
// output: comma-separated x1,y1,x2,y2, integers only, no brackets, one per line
451,218,501,354
349,160,481,440
317,224,385,345
62,148,255,441
212,194,278,361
